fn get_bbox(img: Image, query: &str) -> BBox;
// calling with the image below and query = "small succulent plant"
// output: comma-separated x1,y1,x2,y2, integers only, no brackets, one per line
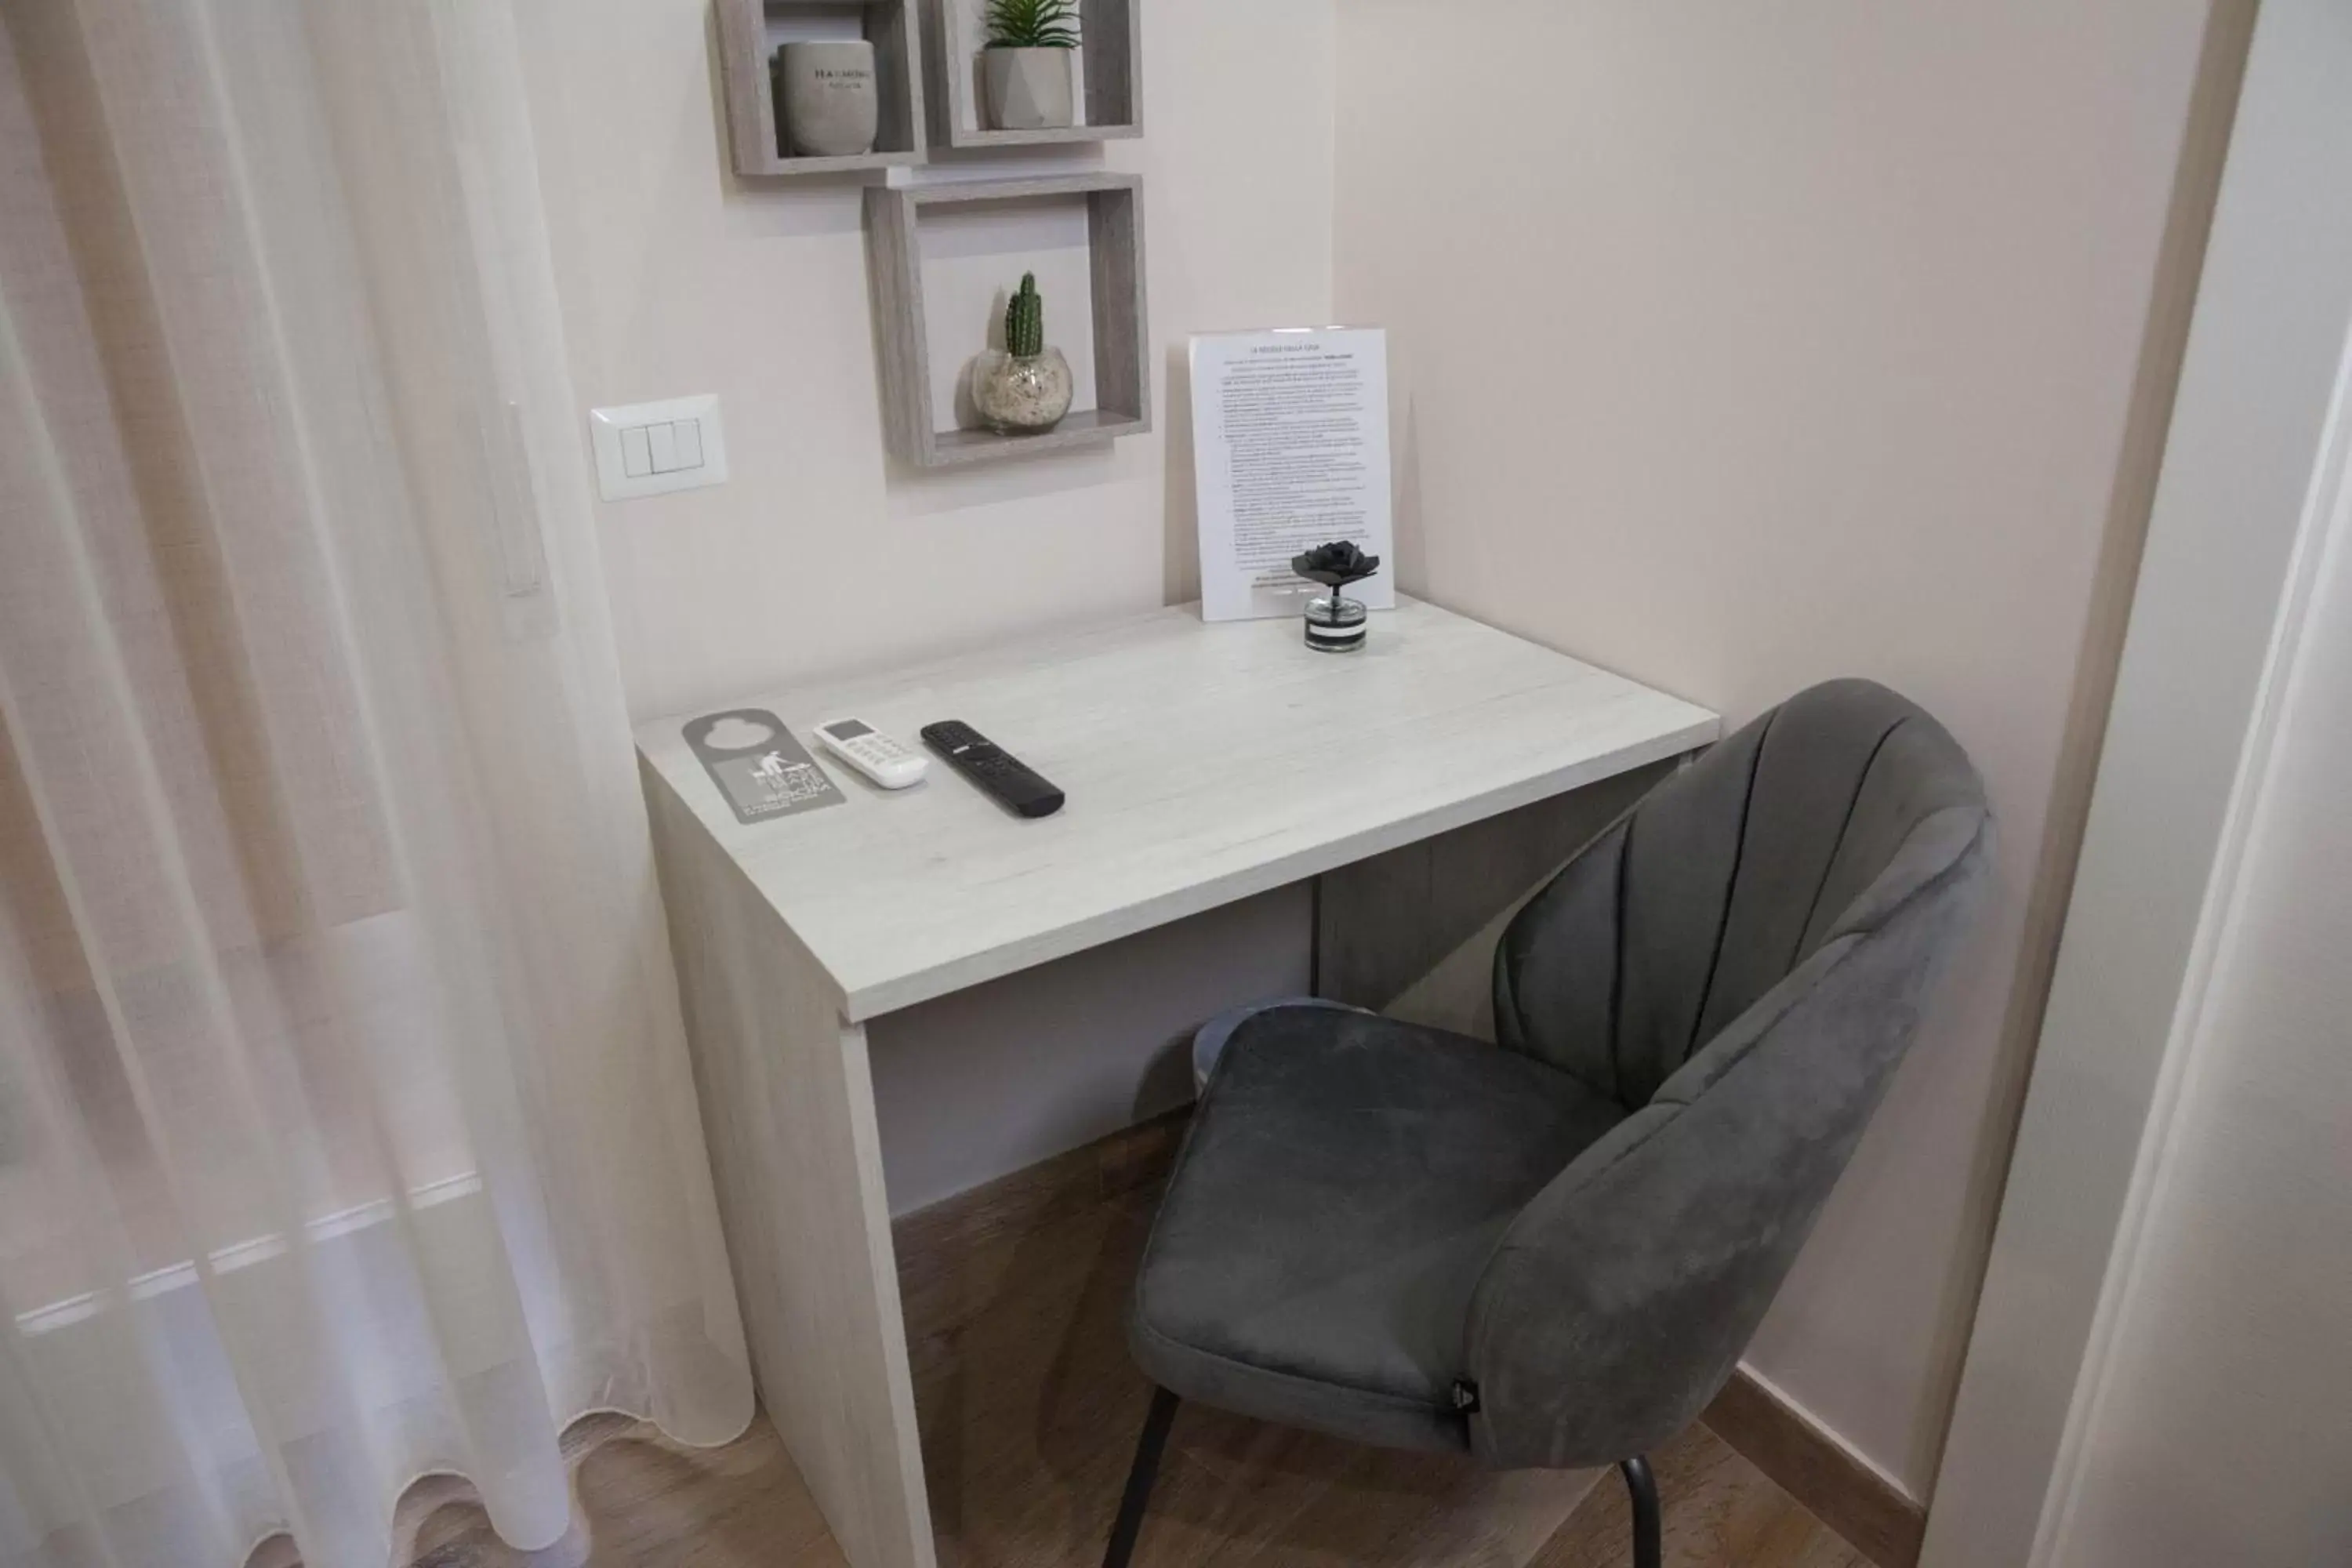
1291,539,1383,590
1004,273,1046,359
984,0,1080,49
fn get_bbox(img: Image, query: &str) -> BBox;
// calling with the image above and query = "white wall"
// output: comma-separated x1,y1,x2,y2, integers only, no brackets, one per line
1330,0,2219,1494
2045,349,2352,1564
517,0,1335,1209
1924,4,2352,1555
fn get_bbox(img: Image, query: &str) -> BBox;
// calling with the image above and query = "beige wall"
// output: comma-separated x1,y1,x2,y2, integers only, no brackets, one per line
517,0,1335,1208
519,0,1335,723
1331,0,2217,1494
524,0,2243,1496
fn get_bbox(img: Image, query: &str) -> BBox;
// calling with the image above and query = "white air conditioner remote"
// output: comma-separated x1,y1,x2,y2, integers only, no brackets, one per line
815,717,928,790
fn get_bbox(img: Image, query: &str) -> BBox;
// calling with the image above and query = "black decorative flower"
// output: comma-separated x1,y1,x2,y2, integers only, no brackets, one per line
1290,539,1383,589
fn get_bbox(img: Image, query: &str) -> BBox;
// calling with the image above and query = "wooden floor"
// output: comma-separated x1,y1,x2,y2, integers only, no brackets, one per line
386,1408,1860,1568
361,1167,1869,1568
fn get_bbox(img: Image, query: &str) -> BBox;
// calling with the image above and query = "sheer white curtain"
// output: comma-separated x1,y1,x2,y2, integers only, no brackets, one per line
0,2,753,1565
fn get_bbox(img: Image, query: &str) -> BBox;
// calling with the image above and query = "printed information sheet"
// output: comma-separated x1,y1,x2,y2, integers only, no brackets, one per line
1191,328,1394,622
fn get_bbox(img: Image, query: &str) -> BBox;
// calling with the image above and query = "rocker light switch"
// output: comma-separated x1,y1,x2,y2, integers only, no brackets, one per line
590,394,729,500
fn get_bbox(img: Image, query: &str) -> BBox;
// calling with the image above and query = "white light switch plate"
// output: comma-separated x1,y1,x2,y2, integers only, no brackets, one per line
590,394,729,500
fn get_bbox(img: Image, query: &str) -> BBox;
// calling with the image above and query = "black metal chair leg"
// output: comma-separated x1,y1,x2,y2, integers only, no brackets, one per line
1619,1454,1661,1568
1102,1385,1181,1568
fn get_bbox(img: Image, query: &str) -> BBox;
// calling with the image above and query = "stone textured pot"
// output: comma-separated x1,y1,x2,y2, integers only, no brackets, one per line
776,40,879,157
972,347,1074,433
982,46,1075,131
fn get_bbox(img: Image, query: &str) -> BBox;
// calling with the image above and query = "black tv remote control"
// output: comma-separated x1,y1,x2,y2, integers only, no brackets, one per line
920,721,1065,818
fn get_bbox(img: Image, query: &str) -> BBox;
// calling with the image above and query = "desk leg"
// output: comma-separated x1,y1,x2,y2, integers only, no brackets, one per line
1316,759,1679,1029
646,773,936,1568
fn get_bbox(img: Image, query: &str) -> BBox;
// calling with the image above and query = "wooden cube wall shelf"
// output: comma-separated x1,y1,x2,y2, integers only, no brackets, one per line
717,0,927,177
866,173,1151,469
920,0,1142,151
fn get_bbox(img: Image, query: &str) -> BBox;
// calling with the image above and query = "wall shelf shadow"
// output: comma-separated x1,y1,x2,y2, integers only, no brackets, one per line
866,172,1151,469
717,0,928,178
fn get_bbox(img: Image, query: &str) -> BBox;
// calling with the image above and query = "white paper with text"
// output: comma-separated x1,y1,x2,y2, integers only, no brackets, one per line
1191,328,1394,622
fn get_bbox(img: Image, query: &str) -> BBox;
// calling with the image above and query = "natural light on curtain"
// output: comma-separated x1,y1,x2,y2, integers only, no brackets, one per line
0,2,753,1565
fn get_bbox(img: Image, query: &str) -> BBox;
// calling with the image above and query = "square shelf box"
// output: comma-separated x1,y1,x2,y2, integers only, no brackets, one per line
920,0,1142,151
866,173,1151,469
717,0,928,177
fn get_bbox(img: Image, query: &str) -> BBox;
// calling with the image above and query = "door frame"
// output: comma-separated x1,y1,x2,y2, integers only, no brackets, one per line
1918,2,2352,1562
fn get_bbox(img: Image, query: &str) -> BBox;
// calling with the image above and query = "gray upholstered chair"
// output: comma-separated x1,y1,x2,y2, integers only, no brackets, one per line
1102,679,1993,1568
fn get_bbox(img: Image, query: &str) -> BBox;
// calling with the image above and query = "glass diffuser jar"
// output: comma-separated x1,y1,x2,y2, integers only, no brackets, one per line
1304,592,1369,653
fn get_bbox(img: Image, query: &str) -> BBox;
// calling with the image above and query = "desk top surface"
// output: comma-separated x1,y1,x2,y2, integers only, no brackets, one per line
637,599,1718,1021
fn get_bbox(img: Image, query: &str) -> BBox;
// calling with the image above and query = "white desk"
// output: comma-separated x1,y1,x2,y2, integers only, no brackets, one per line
637,598,1717,1568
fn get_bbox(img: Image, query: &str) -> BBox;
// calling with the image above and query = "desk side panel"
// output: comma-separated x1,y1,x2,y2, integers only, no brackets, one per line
644,760,936,1568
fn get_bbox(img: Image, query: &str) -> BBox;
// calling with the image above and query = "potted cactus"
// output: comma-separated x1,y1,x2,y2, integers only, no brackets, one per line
982,0,1079,131
972,273,1074,434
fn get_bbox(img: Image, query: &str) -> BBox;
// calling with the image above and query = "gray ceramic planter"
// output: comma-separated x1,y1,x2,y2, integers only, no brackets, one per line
983,46,1075,131
776,40,878,157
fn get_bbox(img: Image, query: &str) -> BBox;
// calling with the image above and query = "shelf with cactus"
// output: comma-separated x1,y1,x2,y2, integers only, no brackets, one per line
920,0,1142,150
866,173,1150,468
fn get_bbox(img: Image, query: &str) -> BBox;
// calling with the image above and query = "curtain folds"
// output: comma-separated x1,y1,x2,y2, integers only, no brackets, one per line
0,3,753,1564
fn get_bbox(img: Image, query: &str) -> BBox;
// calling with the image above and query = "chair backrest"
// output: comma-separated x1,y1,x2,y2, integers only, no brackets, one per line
1465,679,1992,1470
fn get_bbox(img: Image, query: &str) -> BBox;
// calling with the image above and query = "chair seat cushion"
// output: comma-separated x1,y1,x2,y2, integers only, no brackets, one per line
1131,1006,1628,1451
